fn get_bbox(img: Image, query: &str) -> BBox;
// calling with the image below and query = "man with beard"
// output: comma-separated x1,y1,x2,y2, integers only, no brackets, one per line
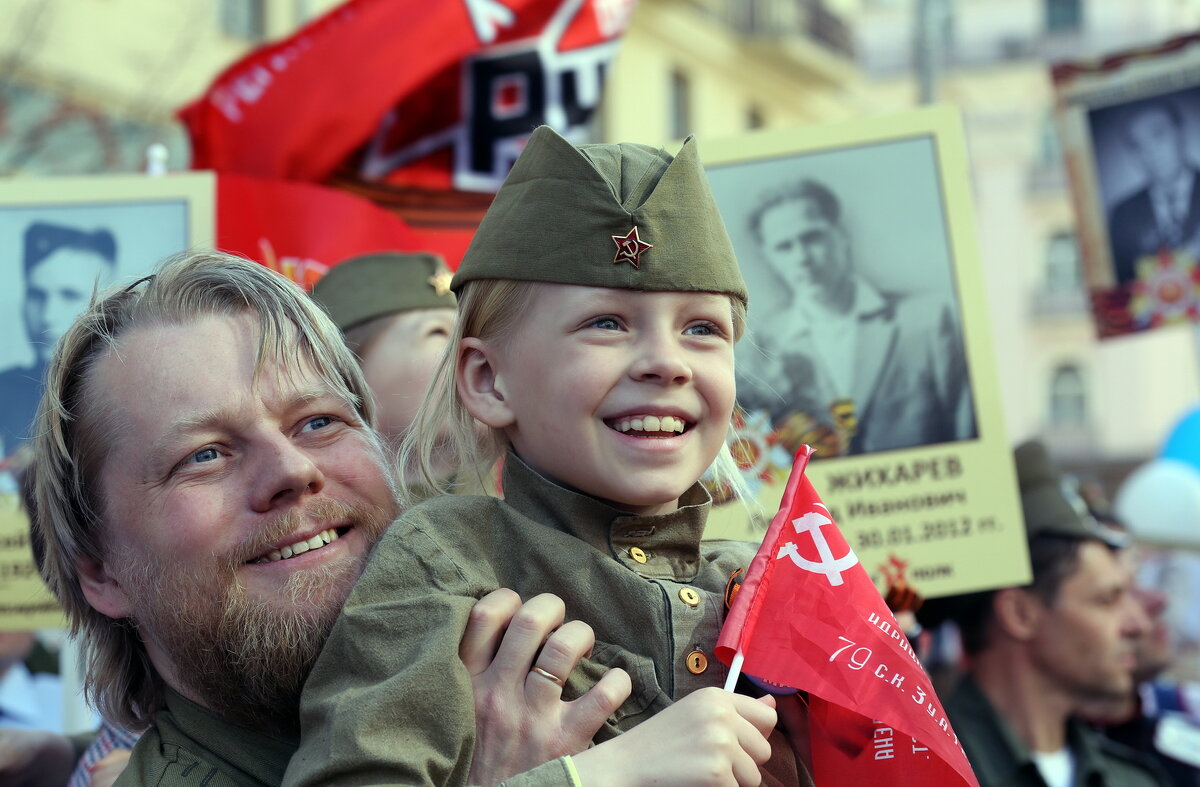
28,251,633,786
919,441,1168,787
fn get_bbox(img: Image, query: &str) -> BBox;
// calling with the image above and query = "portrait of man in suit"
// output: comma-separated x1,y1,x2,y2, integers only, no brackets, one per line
1104,99,1200,285
735,177,977,456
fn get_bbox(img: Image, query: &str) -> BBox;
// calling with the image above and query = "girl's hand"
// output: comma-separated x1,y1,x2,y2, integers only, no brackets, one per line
572,687,778,787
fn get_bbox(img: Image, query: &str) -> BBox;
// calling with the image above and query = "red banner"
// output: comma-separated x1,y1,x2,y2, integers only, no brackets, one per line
180,0,634,191
216,173,425,289
717,447,978,787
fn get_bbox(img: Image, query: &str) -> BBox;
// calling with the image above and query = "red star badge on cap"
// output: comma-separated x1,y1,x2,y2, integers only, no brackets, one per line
612,226,652,269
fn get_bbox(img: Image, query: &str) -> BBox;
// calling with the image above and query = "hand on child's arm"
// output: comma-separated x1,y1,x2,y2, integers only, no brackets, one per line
572,687,778,787
462,589,631,787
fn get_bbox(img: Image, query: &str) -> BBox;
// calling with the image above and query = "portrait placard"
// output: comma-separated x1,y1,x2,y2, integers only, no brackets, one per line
1052,33,1200,337
0,172,214,628
701,106,1028,599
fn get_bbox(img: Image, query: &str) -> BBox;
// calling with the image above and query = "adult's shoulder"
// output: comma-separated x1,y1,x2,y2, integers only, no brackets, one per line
368,494,515,583
1091,730,1172,787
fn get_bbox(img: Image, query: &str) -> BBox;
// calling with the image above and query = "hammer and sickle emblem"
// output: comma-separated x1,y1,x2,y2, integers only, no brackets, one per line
776,506,859,587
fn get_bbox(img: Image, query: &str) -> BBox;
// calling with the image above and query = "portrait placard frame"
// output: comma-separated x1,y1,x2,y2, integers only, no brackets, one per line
0,171,214,629
1053,32,1200,337
700,106,1028,598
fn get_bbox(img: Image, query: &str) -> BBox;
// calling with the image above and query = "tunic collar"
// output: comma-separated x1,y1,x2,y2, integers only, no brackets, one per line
156,689,298,785
501,451,712,581
951,674,1118,786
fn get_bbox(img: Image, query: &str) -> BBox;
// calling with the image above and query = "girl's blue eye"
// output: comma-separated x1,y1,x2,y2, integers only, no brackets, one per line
591,317,620,330
301,415,334,433
685,323,717,336
191,448,219,464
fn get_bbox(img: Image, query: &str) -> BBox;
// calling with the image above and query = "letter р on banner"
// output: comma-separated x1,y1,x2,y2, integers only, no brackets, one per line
716,446,979,786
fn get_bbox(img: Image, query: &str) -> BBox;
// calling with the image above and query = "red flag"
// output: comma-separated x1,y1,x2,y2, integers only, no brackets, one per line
717,446,979,787
180,0,634,190
215,173,426,289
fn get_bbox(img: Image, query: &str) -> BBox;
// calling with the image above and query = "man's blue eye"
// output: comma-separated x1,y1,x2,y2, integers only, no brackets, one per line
192,448,219,464
301,416,334,432
686,323,716,336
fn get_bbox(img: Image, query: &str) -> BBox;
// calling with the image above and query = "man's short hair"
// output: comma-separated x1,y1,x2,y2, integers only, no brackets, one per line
29,249,376,729
1123,100,1186,145
23,222,117,276
951,534,1093,656
747,178,843,244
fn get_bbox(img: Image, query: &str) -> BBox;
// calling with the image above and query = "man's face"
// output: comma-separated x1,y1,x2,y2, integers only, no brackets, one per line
757,196,852,301
1127,107,1188,187
1130,582,1172,684
85,313,398,727
1028,541,1149,703
24,248,114,364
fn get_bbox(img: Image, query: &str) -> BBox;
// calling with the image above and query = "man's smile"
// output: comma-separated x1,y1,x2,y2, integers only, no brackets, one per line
249,526,350,564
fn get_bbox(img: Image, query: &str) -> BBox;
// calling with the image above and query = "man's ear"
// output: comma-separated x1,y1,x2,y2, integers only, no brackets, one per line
76,555,134,620
992,587,1044,642
457,337,515,429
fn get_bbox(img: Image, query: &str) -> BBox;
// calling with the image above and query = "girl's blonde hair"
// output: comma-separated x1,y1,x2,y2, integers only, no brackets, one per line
400,279,754,507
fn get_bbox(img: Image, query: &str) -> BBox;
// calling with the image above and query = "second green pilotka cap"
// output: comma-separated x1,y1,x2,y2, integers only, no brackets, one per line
1014,440,1128,546
452,125,748,305
311,252,456,332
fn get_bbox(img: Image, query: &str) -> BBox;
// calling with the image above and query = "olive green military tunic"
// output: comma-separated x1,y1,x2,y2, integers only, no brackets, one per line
115,690,296,786
946,675,1170,787
285,453,803,785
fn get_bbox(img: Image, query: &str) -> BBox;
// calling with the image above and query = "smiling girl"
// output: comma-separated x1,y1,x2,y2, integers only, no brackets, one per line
285,126,809,787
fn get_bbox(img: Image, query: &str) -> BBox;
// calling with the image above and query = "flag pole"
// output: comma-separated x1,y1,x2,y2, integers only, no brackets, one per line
723,650,745,692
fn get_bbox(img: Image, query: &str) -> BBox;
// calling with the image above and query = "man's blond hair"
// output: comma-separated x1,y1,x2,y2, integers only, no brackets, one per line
400,279,752,506
30,249,376,729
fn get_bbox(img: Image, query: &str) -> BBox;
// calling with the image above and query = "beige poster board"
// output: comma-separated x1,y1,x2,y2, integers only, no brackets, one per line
0,171,214,629
1053,33,1200,337
701,106,1029,599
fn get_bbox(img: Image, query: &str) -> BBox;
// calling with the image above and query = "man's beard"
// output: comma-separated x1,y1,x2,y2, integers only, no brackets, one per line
119,497,393,733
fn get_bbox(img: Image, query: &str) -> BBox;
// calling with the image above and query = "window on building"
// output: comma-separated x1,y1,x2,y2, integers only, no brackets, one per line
1044,231,1082,293
747,105,764,130
1049,364,1087,428
1045,0,1082,34
670,69,691,140
1038,112,1063,168
220,0,266,40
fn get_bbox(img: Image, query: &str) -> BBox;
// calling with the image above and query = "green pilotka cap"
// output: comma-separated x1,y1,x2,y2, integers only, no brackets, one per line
311,252,456,332
452,125,747,304
916,440,1126,630
1014,440,1127,546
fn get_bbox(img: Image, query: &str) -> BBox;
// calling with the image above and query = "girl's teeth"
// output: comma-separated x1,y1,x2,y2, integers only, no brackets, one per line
615,416,685,433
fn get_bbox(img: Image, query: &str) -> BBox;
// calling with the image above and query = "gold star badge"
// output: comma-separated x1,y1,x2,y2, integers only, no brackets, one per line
612,226,652,269
428,268,454,296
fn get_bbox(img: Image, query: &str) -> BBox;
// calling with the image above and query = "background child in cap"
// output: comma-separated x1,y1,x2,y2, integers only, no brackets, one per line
285,127,807,786
311,252,455,449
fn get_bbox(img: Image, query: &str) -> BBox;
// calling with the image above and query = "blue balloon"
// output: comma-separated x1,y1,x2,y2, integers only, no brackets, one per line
1162,407,1200,473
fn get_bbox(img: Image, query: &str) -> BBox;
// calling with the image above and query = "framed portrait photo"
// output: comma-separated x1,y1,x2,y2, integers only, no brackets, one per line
1053,32,1200,337
700,106,1028,599
0,172,213,628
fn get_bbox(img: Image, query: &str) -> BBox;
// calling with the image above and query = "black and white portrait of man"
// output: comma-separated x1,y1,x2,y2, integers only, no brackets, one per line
1089,89,1200,285
0,201,189,462
708,136,978,457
